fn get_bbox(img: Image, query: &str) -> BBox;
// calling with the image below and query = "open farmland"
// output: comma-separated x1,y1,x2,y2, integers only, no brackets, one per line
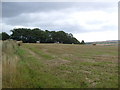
2,40,118,88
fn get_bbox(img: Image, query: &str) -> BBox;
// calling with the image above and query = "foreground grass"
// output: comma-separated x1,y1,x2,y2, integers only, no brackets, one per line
0,41,2,89
2,41,118,88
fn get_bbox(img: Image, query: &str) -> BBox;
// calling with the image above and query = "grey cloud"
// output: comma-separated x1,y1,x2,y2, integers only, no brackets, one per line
2,2,115,17
2,10,117,34
86,21,105,25
2,2,117,35
36,24,88,34
3,13,89,34
2,11,68,26
60,24,117,34
3,14,33,26
101,25,117,31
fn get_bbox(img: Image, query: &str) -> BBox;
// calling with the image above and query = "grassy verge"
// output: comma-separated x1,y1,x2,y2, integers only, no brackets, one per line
2,40,19,88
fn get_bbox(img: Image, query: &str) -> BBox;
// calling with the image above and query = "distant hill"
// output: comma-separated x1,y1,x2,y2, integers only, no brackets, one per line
86,40,118,45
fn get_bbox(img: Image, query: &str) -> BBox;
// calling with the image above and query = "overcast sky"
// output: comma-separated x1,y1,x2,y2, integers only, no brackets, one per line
2,1,118,42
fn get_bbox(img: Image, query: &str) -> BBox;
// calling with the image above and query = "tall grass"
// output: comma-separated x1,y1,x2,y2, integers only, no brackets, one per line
2,40,20,88
0,40,2,89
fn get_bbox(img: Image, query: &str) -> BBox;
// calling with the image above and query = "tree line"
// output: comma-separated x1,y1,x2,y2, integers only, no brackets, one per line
0,28,85,44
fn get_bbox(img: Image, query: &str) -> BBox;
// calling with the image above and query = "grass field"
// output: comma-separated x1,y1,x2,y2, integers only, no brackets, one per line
2,40,118,88
0,41,2,89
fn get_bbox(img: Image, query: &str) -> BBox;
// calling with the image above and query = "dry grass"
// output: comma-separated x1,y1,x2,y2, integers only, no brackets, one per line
2,40,20,88
0,41,2,89
2,41,118,88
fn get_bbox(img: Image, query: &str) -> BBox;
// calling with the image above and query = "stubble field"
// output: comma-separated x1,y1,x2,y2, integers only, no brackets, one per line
2,40,118,88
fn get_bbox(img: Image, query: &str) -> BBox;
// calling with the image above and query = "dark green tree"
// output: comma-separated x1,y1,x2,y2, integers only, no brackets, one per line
0,32,10,40
10,28,80,44
81,40,85,44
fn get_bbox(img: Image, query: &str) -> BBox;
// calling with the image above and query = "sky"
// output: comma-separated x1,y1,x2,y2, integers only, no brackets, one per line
1,0,118,42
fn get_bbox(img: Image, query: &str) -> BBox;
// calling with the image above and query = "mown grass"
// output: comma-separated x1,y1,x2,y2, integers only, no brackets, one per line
2,41,118,88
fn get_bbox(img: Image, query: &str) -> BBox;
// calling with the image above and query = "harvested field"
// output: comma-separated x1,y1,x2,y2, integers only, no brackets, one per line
2,40,118,88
